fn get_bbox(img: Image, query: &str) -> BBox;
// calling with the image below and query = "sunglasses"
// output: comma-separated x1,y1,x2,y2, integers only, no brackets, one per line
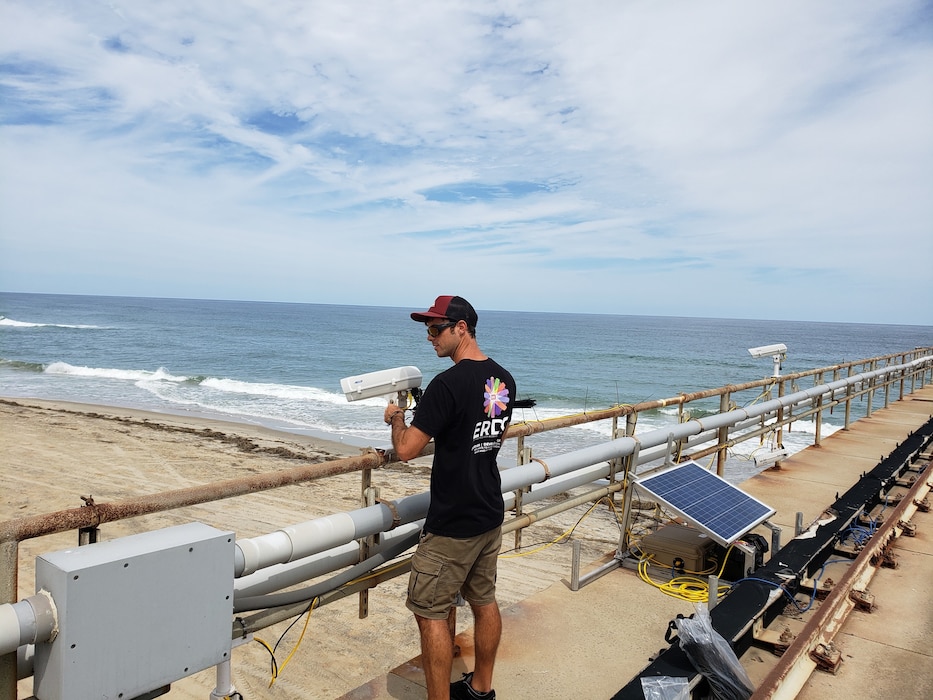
426,321,458,338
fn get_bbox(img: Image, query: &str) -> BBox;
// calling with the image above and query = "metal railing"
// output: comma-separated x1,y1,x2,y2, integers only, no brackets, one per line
2,347,931,697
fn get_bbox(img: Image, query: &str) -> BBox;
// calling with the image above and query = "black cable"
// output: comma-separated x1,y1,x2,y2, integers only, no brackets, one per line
273,599,316,655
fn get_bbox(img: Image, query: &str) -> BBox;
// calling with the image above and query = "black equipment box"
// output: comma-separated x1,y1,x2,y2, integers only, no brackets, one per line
717,533,769,581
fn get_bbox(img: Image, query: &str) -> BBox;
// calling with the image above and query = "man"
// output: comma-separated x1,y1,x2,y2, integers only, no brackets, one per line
384,295,514,700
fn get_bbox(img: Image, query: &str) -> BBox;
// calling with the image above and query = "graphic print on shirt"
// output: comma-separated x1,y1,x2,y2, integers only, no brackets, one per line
484,376,510,418
473,376,511,453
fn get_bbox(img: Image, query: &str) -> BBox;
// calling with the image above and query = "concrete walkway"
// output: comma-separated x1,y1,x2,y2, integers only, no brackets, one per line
340,385,933,700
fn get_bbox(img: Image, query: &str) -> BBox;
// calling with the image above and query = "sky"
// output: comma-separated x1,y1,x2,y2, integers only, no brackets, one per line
1,1,931,325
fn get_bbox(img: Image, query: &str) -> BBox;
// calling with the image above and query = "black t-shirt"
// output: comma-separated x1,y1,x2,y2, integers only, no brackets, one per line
411,357,515,538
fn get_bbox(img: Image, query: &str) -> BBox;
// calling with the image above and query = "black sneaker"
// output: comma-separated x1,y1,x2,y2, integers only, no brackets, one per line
450,671,496,700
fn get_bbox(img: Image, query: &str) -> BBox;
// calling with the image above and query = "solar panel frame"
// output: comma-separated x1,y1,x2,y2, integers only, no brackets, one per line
635,460,775,546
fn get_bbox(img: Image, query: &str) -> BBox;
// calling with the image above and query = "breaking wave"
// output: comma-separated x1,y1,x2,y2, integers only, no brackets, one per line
0,315,107,329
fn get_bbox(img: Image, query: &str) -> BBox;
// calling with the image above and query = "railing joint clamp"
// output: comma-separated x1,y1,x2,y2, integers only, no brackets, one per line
376,498,402,529
531,457,551,480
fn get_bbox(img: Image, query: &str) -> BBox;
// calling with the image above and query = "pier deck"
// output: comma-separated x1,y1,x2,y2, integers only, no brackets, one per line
340,384,933,699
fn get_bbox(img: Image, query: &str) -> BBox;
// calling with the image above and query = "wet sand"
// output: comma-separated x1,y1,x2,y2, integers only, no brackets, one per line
1,398,622,699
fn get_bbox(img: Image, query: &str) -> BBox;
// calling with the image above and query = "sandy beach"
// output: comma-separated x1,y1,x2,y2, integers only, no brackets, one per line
1,398,622,699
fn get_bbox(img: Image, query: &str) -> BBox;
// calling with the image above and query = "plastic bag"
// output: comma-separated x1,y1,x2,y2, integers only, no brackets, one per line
641,675,689,700
675,603,754,700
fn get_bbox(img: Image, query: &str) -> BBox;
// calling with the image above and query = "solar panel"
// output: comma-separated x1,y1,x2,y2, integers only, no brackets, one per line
635,461,775,546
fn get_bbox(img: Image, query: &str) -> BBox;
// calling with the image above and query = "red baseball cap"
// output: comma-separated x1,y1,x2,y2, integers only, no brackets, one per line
411,295,478,327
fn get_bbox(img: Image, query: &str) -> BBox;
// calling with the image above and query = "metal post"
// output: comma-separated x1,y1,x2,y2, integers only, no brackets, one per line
210,659,237,700
757,382,773,465
883,359,892,408
618,433,640,554
814,372,823,447
514,443,531,552
513,486,524,552
716,392,730,476
898,355,906,401
844,366,854,429
78,526,99,546
358,472,376,620
609,417,620,505
570,540,582,592
675,404,686,464
775,379,785,462
761,521,782,556
830,368,840,416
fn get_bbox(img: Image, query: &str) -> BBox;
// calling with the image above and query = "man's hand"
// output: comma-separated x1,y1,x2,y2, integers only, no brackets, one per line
384,400,405,425
383,400,431,461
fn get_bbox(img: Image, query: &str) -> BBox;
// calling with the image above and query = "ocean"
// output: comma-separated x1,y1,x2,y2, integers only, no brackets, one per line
2,292,931,481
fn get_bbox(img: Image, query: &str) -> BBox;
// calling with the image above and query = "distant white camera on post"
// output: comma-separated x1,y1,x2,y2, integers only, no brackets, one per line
748,343,787,377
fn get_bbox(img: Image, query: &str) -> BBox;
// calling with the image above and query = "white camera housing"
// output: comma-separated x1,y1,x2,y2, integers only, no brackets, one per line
340,366,422,402
753,447,789,468
747,343,787,359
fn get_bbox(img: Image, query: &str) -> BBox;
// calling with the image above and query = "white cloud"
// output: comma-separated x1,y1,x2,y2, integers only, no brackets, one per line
0,0,930,323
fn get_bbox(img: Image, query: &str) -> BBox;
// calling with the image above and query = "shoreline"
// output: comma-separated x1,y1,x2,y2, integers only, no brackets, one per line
1,395,363,452
0,393,380,450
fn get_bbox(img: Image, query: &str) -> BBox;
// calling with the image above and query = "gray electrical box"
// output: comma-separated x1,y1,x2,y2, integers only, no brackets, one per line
33,522,235,700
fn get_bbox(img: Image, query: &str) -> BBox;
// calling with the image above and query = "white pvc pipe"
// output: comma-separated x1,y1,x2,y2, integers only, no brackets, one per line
502,463,612,510
233,527,421,612
234,522,422,598
0,603,20,655
234,492,430,576
0,592,56,656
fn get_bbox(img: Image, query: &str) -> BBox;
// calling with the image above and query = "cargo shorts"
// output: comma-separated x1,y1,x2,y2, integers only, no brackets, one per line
406,527,502,620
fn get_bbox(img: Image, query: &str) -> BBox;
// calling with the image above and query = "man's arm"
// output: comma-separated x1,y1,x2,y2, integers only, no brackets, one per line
384,404,432,461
